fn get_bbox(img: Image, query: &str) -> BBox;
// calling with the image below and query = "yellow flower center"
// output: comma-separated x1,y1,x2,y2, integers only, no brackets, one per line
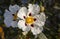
25,16,34,25
13,13,17,21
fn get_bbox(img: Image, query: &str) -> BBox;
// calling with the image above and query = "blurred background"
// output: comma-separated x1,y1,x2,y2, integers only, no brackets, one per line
0,0,60,39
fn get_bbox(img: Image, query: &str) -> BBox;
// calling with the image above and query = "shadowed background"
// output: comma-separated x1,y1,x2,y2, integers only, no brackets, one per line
0,0,60,39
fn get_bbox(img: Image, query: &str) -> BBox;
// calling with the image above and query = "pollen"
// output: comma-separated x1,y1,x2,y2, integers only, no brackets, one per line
25,16,34,25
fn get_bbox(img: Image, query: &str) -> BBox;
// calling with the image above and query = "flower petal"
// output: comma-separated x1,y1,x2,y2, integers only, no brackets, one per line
39,12,46,22
11,21,18,27
4,9,13,19
34,13,46,27
4,18,13,27
33,4,40,13
28,4,40,15
18,20,30,32
31,26,43,35
9,4,20,14
17,7,28,19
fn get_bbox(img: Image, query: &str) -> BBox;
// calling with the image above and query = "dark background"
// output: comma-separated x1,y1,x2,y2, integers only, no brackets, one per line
0,0,60,39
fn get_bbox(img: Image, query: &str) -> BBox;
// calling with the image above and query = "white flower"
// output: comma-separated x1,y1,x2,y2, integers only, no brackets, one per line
17,4,46,35
4,4,20,27
28,4,40,15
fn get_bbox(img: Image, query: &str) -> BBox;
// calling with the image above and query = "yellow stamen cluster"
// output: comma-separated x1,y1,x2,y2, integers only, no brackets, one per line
25,16,34,25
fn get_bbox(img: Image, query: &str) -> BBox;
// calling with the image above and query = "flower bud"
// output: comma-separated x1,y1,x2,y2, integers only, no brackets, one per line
40,6,45,12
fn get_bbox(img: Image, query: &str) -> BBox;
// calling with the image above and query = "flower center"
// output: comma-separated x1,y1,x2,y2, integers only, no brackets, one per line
12,13,17,21
25,16,34,25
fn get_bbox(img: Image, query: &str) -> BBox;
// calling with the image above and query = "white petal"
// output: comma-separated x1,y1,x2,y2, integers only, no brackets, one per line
4,18,12,27
9,4,20,14
28,4,33,9
11,21,18,27
33,4,40,13
31,27,43,35
39,12,46,22
4,9,13,18
4,9,14,20
22,26,30,32
34,13,46,27
28,4,34,15
34,20,45,27
17,7,28,19
18,20,25,29
28,4,40,15
18,20,30,32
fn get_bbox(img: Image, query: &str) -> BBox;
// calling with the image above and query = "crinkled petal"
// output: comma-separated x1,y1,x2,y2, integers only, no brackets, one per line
28,4,33,9
22,26,30,32
34,13,46,27
28,4,40,15
17,7,28,19
39,12,46,22
11,21,18,27
31,26,43,35
18,20,30,32
33,4,40,13
4,18,13,27
28,4,34,15
4,9,13,19
9,4,20,14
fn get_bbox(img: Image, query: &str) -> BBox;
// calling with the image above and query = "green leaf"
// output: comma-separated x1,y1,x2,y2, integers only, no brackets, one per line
38,33,48,39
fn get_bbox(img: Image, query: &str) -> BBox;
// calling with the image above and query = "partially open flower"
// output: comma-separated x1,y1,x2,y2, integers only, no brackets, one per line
4,4,20,27
17,4,46,35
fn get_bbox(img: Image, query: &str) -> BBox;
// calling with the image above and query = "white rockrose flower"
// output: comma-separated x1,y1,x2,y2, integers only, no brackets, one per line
17,4,46,35
4,4,20,27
